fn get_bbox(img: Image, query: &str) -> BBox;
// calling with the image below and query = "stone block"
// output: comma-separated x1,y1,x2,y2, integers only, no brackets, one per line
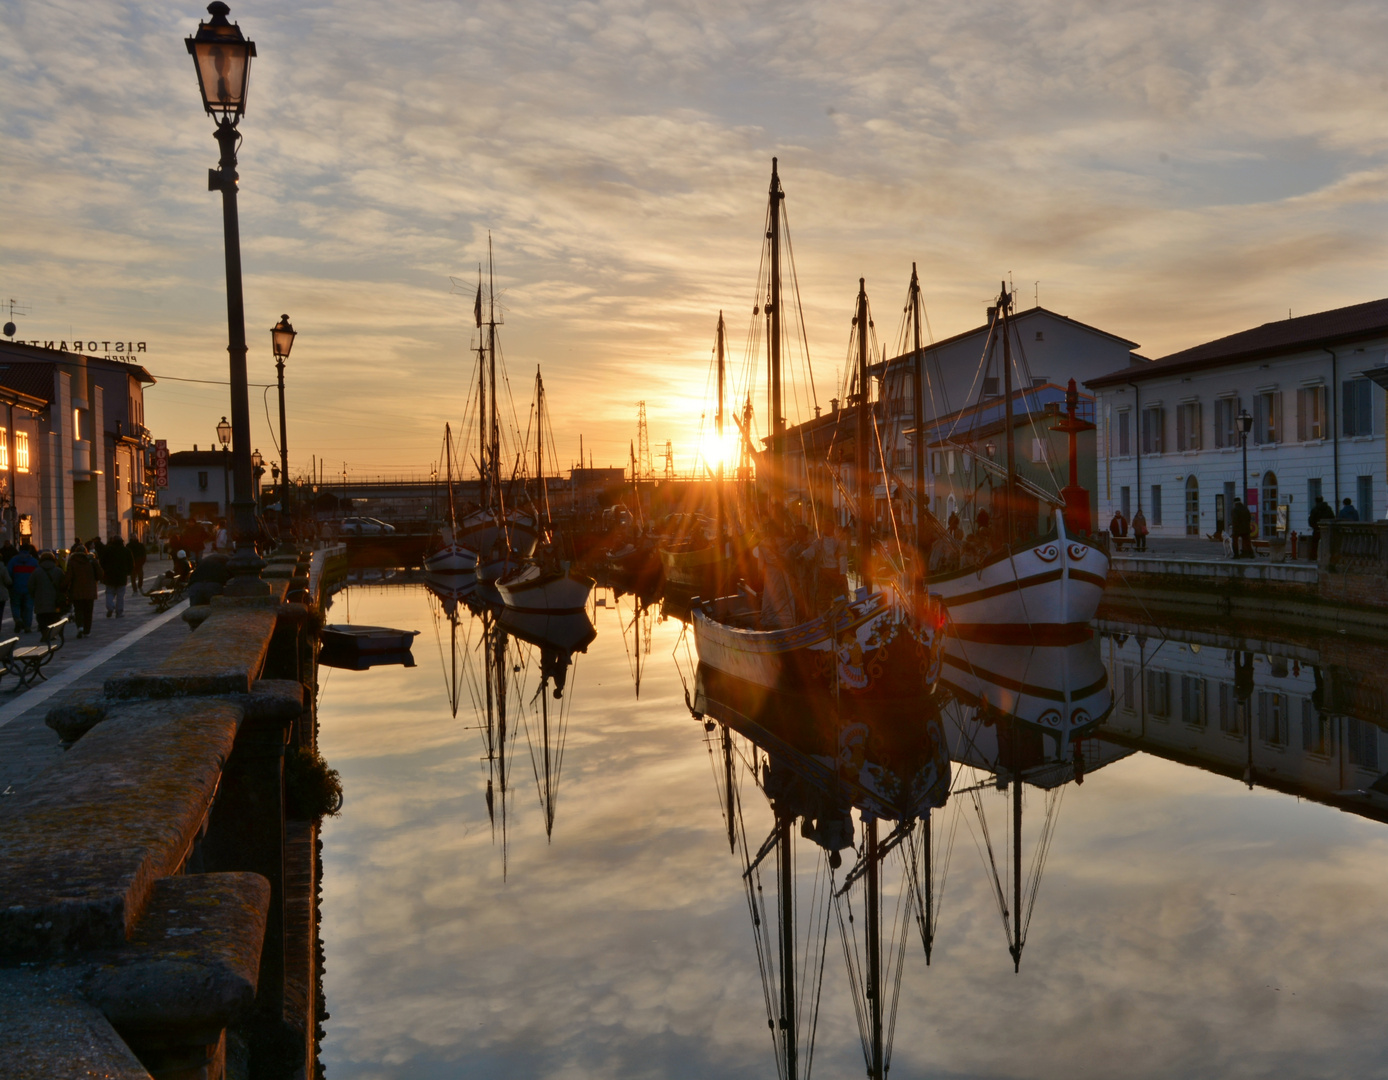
107,608,281,699
85,872,270,1035
0,700,243,960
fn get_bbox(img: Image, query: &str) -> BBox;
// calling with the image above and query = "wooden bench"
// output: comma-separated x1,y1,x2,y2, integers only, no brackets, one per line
1110,535,1135,552
146,582,185,613
12,618,69,690
0,636,20,688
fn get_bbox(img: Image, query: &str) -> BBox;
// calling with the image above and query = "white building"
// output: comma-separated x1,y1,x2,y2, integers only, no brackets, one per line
1086,298,1388,538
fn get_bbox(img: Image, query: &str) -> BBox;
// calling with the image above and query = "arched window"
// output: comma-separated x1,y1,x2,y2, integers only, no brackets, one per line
1185,475,1200,536
1261,471,1278,537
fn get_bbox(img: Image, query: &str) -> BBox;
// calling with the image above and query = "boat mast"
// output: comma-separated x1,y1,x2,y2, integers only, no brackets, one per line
999,281,1016,545
477,266,488,513
855,278,872,585
489,238,500,517
1010,716,1023,972
535,368,550,532
910,264,926,587
722,724,735,854
768,158,784,507
716,311,727,596
866,815,884,1080
445,422,458,535
778,815,797,1080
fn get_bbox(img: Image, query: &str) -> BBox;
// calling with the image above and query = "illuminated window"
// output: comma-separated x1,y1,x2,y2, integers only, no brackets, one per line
74,408,81,440
0,428,8,470
16,431,30,473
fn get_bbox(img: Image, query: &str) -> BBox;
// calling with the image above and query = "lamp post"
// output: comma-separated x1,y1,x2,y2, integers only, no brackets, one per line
187,3,266,592
271,314,295,536
217,415,232,518
251,448,264,516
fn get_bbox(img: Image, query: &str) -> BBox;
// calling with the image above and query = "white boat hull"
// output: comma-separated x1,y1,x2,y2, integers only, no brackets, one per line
495,564,595,614
930,511,1108,640
424,543,477,573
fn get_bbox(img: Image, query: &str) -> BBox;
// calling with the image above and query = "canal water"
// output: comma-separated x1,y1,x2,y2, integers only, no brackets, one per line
317,581,1388,1079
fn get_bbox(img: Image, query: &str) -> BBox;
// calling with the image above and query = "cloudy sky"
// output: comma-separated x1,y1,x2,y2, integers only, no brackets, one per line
5,0,1388,479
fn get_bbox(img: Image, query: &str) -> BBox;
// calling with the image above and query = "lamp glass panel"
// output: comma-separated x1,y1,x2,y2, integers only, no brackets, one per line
193,40,251,114
272,327,295,358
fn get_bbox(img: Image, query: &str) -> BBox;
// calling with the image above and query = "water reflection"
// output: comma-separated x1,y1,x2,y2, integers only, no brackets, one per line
1096,617,1388,819
318,583,1388,1079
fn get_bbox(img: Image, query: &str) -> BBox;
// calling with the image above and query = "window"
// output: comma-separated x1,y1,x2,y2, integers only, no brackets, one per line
1120,486,1131,519
1185,476,1199,535
1031,438,1048,464
1176,402,1201,451
1343,377,1373,437
894,447,909,469
947,450,956,475
931,451,943,475
1121,665,1137,712
0,428,7,471
1117,410,1132,456
1213,397,1240,449
1347,718,1379,769
1141,407,1164,454
1257,691,1288,746
15,432,29,474
1253,391,1281,444
1262,472,1278,537
1358,476,1374,521
1151,485,1162,527
1181,675,1207,727
197,471,209,490
73,408,81,440
1308,477,1322,507
1297,385,1326,441
1218,683,1241,735
983,377,1000,397
1035,331,1044,341
1147,669,1171,718
1301,700,1334,756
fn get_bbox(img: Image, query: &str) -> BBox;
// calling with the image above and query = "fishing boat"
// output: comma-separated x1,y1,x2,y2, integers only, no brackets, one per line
495,368,595,614
691,161,941,713
921,284,1109,640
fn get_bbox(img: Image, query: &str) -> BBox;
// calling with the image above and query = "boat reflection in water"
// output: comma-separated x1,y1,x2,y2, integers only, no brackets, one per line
937,633,1127,970
424,573,596,872
693,665,950,1080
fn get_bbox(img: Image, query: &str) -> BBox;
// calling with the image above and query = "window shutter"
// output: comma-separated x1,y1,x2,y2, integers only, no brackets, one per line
1297,389,1307,442
1360,381,1372,436
1344,381,1355,437
1274,392,1283,443
1176,407,1185,450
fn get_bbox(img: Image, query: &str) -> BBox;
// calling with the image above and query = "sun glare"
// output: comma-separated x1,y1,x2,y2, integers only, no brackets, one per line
697,428,739,476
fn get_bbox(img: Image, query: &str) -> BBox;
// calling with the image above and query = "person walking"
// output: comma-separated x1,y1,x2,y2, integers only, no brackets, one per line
30,550,64,630
63,543,100,638
7,544,38,632
1231,497,1253,558
128,534,147,594
99,535,133,618
1338,497,1360,522
1132,507,1149,552
1307,495,1334,561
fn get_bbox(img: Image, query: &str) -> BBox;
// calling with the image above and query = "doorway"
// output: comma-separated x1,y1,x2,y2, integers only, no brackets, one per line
1185,476,1200,535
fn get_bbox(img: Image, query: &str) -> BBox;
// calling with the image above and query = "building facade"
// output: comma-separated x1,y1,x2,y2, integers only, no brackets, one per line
1086,299,1388,539
0,341,156,545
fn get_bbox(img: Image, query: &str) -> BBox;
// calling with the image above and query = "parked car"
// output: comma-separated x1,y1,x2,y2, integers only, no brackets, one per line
339,517,397,536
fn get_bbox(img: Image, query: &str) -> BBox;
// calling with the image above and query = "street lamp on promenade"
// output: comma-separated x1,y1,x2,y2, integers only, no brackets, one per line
251,448,264,517
187,2,266,593
216,415,231,518
271,314,295,532
1237,408,1254,548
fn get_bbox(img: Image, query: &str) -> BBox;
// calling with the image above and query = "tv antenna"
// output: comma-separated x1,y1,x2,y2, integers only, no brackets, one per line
3,299,29,339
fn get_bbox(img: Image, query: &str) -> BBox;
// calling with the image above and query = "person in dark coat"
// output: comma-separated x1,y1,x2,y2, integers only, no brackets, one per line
7,544,39,632
1230,498,1253,558
1338,497,1360,521
128,536,148,593
187,551,231,606
1132,508,1149,552
99,535,133,618
63,544,100,637
1307,496,1334,560
31,551,65,629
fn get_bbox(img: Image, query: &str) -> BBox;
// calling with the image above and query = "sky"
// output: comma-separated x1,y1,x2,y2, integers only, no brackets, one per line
6,0,1388,482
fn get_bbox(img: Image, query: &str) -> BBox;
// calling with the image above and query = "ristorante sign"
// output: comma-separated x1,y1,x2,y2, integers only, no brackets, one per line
10,340,148,363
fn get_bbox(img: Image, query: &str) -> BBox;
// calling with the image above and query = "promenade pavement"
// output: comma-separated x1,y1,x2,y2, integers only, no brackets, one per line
0,556,194,802
1110,534,1318,564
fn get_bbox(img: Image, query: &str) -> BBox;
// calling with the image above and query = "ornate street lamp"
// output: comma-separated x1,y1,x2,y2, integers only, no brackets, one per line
187,3,266,592
216,415,232,517
271,314,295,528
251,448,264,515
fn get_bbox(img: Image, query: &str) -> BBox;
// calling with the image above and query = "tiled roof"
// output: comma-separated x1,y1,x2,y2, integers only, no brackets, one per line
1087,297,1388,388
0,364,55,405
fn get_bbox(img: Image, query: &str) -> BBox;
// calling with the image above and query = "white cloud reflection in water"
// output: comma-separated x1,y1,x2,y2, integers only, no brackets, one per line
318,585,1388,1079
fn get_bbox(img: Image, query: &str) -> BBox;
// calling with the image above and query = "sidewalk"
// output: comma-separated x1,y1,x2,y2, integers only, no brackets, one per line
1113,535,1318,565
0,556,193,800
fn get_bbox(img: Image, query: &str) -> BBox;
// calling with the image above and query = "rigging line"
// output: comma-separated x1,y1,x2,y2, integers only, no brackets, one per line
803,859,834,1080
780,202,819,414
1020,785,1065,946
869,409,907,575
964,785,1012,938
884,845,914,1072
943,305,1001,445
833,886,872,1072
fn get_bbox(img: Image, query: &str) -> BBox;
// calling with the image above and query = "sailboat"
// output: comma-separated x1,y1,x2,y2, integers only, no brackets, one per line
690,160,942,715
424,423,477,574
456,240,539,583
922,283,1109,641
496,367,596,614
